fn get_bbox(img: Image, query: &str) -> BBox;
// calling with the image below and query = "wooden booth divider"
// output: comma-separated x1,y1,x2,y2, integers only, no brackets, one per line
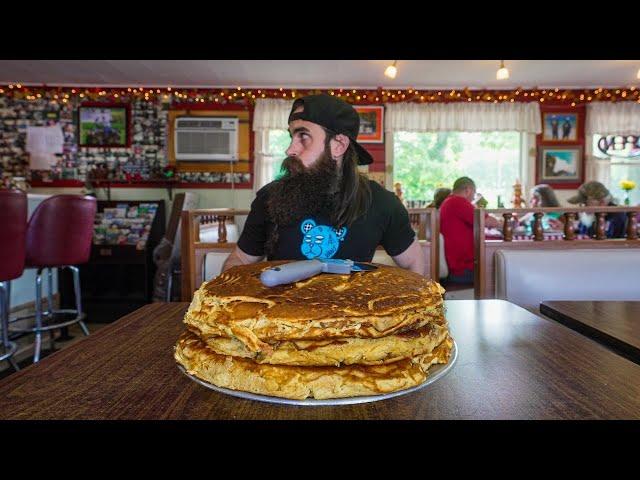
408,207,439,282
474,206,640,299
180,203,640,303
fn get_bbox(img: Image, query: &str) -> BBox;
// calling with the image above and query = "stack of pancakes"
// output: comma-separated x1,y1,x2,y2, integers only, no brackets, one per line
175,261,453,400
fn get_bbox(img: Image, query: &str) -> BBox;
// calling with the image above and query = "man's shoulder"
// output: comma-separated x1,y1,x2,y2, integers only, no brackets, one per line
367,179,397,202
255,181,278,198
440,195,470,213
440,195,456,209
366,180,407,215
442,195,468,206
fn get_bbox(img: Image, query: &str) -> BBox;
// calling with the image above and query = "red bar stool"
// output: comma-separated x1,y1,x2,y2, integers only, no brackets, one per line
0,189,27,371
11,195,97,363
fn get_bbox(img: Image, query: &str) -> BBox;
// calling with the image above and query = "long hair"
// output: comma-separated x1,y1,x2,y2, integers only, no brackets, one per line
324,128,372,229
263,129,372,256
531,184,560,207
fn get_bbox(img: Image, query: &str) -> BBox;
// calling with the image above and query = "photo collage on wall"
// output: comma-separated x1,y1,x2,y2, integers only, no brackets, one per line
0,95,67,184
0,93,251,187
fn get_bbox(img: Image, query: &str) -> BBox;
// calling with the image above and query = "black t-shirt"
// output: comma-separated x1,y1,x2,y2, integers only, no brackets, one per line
237,180,416,262
577,202,628,239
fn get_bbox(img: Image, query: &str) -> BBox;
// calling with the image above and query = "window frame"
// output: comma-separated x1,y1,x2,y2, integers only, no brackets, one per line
389,130,528,207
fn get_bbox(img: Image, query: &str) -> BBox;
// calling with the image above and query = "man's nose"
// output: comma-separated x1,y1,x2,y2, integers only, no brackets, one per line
285,142,298,157
285,139,302,157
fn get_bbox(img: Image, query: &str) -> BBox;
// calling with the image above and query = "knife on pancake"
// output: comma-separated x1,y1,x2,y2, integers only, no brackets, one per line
260,258,378,287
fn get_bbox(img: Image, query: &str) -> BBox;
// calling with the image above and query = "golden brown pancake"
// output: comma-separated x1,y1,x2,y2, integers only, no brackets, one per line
175,329,454,400
184,261,446,353
189,321,449,366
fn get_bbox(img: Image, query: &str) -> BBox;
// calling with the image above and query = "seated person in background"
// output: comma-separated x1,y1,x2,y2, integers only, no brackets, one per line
440,177,500,284
427,187,451,209
567,181,627,238
519,184,564,231
426,187,452,278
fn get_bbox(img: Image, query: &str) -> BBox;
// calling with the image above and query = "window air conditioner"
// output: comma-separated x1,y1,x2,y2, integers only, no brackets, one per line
174,117,238,161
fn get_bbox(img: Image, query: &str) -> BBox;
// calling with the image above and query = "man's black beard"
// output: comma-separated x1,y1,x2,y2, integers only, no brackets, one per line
268,149,341,226
265,148,341,255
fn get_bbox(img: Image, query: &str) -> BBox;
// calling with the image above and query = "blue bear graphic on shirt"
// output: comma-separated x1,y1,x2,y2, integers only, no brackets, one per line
300,219,348,259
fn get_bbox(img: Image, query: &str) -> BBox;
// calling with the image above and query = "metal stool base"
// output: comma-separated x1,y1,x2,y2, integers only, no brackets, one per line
0,341,19,371
8,266,89,363
0,281,19,371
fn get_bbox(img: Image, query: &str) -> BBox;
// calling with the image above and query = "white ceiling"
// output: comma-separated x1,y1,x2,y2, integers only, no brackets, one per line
1,60,639,89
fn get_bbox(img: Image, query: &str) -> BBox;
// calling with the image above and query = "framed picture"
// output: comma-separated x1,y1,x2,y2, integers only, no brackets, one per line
354,105,384,143
542,112,578,142
538,146,583,185
78,103,131,147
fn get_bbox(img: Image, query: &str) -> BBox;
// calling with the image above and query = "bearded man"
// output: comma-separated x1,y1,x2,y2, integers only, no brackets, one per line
568,181,627,239
221,94,425,275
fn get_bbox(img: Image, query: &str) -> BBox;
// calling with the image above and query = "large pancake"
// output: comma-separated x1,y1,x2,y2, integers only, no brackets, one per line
189,320,449,366
184,261,445,352
175,329,454,400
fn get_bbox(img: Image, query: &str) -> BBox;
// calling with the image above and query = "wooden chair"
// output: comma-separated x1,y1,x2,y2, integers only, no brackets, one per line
180,209,249,301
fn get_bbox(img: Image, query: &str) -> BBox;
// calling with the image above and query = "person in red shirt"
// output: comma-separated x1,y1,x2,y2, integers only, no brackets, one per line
439,177,500,284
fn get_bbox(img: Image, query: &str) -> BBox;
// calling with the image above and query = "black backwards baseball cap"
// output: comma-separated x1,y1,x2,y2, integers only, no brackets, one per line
288,94,374,165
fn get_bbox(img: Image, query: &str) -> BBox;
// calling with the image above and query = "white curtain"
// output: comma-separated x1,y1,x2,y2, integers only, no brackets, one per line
252,99,294,192
586,102,640,136
585,102,640,184
253,98,294,131
384,102,542,133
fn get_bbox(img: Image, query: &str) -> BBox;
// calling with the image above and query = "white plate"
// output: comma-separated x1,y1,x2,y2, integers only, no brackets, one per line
178,340,457,406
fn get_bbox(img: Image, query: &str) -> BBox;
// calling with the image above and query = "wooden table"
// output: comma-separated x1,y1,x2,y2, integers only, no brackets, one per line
1,300,640,419
540,301,640,366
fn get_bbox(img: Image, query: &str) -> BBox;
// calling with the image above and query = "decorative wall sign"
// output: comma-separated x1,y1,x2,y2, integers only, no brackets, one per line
596,135,640,158
0,96,173,184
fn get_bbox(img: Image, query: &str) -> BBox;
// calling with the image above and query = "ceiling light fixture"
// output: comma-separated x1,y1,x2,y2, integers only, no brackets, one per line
384,60,398,79
496,60,510,80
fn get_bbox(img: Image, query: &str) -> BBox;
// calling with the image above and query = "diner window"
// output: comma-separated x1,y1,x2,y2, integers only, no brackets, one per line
393,131,524,207
593,134,640,205
267,129,291,180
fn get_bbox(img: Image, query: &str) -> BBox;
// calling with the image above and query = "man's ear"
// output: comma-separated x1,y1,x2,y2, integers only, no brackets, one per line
329,134,350,159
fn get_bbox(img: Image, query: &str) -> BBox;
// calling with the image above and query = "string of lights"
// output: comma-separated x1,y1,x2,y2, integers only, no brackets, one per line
1,84,639,106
